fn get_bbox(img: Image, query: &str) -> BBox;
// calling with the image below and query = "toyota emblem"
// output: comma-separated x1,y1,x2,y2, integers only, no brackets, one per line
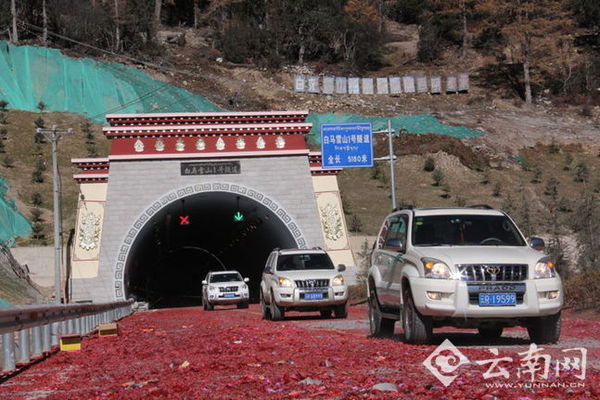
485,266,501,275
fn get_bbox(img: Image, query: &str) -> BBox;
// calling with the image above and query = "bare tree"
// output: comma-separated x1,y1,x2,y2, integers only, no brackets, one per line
460,0,468,58
10,0,18,44
42,0,48,44
154,0,162,43
114,0,121,52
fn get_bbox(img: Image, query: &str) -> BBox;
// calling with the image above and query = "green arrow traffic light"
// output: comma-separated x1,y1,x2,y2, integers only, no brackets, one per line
233,211,244,222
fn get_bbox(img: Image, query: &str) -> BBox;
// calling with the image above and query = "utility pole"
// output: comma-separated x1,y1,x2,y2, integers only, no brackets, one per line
387,120,396,210
373,120,397,210
36,125,73,304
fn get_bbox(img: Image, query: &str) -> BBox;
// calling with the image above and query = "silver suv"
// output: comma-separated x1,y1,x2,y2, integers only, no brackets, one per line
202,270,250,310
368,206,563,344
260,248,348,320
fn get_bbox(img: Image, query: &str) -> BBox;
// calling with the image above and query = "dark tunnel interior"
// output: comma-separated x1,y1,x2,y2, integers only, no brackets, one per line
124,192,298,308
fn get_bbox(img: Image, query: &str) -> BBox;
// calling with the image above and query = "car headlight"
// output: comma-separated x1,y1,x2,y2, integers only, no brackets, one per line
277,277,293,287
534,258,557,279
332,275,345,286
208,285,217,292
242,284,248,290
422,258,452,279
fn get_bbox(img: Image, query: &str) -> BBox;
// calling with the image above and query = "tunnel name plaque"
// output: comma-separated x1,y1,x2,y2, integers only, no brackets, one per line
181,161,241,175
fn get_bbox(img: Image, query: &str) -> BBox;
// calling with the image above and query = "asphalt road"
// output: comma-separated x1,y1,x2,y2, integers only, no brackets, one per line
0,304,598,399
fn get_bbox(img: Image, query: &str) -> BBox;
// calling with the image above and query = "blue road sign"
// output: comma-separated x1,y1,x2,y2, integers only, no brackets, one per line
321,123,373,168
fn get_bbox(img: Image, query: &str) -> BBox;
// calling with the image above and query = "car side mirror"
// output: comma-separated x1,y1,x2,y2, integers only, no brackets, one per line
529,237,545,251
337,264,346,272
264,266,273,274
244,277,250,283
384,238,404,253
202,280,208,285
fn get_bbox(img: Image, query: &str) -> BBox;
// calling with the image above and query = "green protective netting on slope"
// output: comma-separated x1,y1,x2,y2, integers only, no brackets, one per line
0,41,483,139
306,113,483,143
0,41,221,122
0,177,32,247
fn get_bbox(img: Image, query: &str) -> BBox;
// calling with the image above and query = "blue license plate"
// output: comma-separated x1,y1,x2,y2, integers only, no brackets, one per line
223,293,236,298
479,292,516,306
304,292,323,300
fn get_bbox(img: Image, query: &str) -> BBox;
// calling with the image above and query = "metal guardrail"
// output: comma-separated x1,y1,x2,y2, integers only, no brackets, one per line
0,300,133,373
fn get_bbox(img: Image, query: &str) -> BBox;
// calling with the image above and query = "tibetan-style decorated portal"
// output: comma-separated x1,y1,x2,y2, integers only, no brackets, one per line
70,111,354,304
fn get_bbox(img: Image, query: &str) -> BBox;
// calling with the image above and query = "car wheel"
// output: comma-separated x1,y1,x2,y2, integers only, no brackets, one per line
334,303,348,319
527,312,561,344
205,301,214,311
270,291,284,321
478,326,503,339
368,288,394,337
260,291,270,320
320,309,332,318
402,290,432,344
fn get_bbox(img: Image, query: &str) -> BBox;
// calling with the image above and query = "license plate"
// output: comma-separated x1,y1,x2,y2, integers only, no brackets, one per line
223,293,236,298
479,292,516,306
304,292,323,300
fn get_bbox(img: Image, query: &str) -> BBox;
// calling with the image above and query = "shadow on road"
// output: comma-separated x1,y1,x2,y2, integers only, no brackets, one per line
383,331,530,347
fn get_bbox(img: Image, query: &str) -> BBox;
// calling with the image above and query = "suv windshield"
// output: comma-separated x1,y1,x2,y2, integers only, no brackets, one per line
277,254,334,271
412,214,526,247
210,273,242,283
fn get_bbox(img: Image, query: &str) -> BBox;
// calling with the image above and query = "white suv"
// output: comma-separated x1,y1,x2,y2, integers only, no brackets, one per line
368,206,563,344
202,270,250,310
260,248,349,320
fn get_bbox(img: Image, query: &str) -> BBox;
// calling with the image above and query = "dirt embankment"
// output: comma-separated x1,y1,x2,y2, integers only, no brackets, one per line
0,244,45,305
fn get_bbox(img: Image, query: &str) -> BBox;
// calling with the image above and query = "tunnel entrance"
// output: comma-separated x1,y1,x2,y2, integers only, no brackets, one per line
124,191,298,308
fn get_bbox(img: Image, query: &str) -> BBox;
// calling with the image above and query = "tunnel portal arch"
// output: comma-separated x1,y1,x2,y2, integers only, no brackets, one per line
114,182,307,302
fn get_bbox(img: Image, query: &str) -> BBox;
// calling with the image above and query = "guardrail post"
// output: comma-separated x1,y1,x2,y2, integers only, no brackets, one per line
60,320,68,335
51,322,59,347
17,329,30,364
74,317,82,334
2,332,15,372
31,326,43,358
42,324,51,353
67,318,75,334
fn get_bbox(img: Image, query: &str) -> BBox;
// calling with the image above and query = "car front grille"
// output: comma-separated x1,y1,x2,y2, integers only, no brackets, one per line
295,279,329,288
219,286,239,292
457,264,528,282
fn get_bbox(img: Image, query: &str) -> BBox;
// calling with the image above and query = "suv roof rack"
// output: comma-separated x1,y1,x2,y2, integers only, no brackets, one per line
467,204,494,209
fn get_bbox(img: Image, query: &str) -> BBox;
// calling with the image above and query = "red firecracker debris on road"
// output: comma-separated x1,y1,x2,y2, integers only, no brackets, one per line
0,305,598,399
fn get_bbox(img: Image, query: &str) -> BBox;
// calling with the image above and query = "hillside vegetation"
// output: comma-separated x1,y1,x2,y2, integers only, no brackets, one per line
0,0,599,308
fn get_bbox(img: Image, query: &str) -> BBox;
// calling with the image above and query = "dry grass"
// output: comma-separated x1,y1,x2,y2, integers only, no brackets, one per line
340,136,600,235
0,110,109,245
564,270,600,311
